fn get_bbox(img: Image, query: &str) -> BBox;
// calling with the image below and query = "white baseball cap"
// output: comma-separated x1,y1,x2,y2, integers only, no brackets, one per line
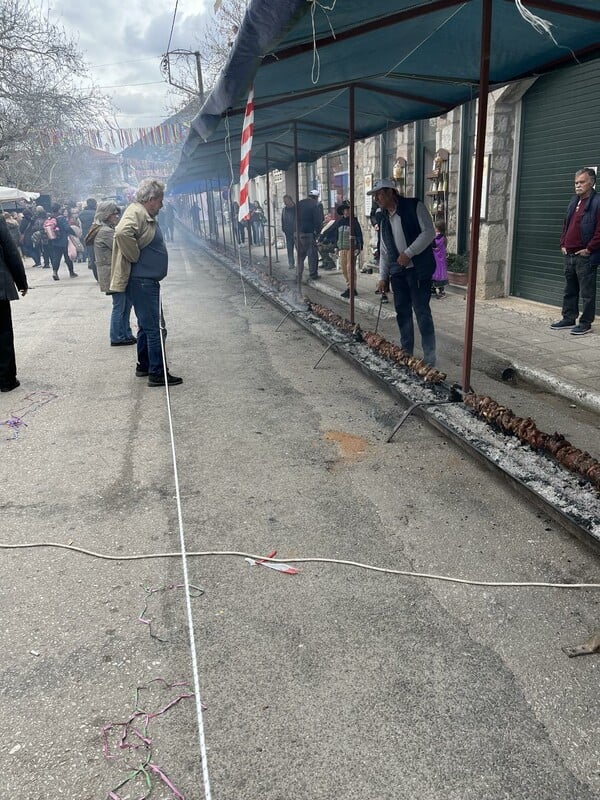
308,189,320,197
366,178,397,195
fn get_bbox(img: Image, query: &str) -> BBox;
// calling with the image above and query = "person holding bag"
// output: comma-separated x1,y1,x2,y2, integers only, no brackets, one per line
47,203,78,280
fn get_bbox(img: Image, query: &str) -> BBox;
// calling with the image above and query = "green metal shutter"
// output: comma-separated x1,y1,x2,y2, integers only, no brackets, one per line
511,59,600,314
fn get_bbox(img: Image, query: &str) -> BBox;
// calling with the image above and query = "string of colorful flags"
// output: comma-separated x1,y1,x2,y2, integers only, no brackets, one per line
37,123,190,151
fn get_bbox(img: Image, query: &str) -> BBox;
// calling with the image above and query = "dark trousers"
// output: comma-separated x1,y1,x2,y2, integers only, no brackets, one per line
390,269,436,365
297,233,318,277
284,231,295,266
48,245,74,274
41,244,50,268
0,300,17,388
127,277,165,377
562,254,598,325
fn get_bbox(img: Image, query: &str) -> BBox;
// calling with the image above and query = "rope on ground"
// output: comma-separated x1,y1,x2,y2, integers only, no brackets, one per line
157,297,212,800
1,541,598,589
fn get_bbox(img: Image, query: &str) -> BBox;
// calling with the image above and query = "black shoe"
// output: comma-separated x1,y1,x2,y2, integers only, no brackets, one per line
340,288,350,298
111,339,137,346
309,274,320,280
42,265,50,269
69,271,78,278
52,272,59,280
570,324,592,336
148,372,183,387
550,318,574,329
1,379,20,392
135,366,149,377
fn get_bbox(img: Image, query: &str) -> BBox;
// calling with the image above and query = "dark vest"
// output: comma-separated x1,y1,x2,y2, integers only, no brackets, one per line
380,197,435,279
564,191,600,266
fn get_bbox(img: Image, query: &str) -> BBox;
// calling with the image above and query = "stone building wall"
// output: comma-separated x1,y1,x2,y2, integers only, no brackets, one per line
264,81,533,298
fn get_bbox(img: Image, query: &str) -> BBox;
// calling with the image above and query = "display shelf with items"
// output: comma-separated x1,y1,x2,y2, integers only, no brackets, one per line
392,155,406,195
425,148,448,226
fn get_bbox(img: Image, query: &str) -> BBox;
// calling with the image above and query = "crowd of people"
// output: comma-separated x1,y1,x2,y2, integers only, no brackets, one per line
3,167,597,393
1,180,181,392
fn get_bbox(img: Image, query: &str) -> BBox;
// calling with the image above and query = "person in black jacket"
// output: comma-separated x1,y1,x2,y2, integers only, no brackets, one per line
297,189,323,280
78,198,97,275
281,194,296,268
0,215,28,391
47,203,77,280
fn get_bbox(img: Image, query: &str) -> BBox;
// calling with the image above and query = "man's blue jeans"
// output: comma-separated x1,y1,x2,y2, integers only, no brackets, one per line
390,269,436,366
127,277,164,376
110,291,133,343
562,254,597,325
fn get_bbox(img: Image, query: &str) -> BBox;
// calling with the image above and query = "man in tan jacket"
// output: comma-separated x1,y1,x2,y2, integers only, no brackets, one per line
110,179,182,387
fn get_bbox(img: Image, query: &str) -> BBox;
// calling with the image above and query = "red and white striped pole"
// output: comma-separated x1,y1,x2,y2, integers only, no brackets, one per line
238,86,254,225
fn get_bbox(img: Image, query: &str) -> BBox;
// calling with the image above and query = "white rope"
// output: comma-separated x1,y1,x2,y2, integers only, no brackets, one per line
514,0,556,43
310,0,337,84
514,0,578,63
2,540,599,590
157,291,213,800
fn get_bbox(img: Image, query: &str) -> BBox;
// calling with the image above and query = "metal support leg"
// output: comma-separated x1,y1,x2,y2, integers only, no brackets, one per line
275,308,298,331
386,401,454,443
313,341,338,369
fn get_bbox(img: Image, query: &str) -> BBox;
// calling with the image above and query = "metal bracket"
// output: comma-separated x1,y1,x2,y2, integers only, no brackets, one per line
313,341,338,369
386,401,455,443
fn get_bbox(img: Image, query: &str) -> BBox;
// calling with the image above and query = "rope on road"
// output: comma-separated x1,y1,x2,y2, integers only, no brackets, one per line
1,540,599,589
157,293,212,800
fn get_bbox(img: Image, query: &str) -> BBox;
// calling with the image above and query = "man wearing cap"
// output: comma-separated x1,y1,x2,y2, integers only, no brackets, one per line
297,188,324,280
371,179,437,365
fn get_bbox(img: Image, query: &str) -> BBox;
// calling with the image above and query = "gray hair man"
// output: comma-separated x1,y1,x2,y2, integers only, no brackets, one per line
110,178,182,387
370,179,437,366
551,167,600,335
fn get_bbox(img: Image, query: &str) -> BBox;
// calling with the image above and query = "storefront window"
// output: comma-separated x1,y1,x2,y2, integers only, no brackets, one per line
325,149,348,212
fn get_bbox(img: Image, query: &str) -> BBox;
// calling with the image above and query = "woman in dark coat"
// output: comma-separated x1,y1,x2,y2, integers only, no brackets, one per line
0,214,28,391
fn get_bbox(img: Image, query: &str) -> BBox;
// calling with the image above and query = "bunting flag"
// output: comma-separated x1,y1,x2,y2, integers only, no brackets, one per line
238,86,254,223
36,123,190,151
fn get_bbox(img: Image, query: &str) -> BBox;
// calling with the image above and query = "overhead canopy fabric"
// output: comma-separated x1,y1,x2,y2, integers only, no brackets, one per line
170,0,600,191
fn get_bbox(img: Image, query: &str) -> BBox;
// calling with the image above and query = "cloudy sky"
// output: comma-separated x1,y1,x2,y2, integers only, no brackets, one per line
50,0,212,131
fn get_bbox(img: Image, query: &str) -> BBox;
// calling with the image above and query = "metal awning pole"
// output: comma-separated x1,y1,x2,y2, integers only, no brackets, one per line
461,0,492,393
265,143,273,276
294,122,301,293
200,191,207,239
218,176,227,253
348,84,356,325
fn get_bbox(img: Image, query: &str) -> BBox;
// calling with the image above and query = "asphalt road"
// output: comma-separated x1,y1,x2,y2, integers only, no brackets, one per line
2,241,600,800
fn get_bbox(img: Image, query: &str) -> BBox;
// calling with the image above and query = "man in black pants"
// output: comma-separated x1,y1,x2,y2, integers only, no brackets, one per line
371,179,437,366
0,215,28,392
47,204,77,280
296,189,323,280
551,167,600,336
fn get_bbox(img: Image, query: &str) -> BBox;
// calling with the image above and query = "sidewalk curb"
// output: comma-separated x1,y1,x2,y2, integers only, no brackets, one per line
307,278,600,416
